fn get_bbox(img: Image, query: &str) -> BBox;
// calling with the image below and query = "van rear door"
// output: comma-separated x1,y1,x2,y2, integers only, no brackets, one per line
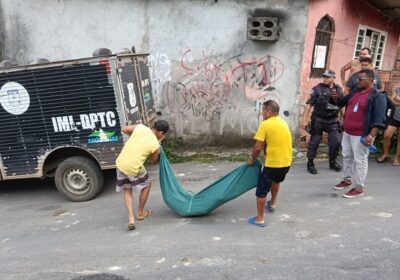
135,56,156,123
116,56,144,125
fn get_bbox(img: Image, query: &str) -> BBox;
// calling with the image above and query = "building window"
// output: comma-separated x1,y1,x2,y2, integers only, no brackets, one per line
310,15,335,78
354,25,387,69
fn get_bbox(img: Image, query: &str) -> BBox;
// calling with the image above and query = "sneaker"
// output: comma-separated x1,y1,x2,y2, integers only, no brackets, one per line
307,163,318,175
333,180,352,190
329,160,342,172
342,187,364,198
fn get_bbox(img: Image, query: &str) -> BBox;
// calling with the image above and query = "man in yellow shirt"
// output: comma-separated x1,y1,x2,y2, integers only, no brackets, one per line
247,100,292,227
116,120,169,230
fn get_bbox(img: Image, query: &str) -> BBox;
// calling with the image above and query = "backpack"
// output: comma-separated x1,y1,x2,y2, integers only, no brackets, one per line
345,88,395,129
375,91,396,128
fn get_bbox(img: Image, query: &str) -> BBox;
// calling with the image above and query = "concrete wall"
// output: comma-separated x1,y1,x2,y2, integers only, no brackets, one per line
0,0,309,145
0,1,4,60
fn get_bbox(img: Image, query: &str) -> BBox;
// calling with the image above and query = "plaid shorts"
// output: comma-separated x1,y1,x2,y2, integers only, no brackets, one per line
115,168,151,193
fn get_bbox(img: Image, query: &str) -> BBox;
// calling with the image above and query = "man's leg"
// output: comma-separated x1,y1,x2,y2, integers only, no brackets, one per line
351,134,369,187
378,126,396,162
267,167,289,209
342,132,353,179
307,119,323,174
254,169,272,224
393,129,400,166
256,196,267,222
327,123,342,171
269,182,280,208
334,132,353,190
343,134,369,198
138,182,151,218
124,188,135,224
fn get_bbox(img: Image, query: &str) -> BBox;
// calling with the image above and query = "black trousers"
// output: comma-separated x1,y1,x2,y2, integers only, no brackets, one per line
307,118,341,160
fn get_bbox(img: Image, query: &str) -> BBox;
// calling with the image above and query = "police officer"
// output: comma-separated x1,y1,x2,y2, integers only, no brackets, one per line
302,69,343,174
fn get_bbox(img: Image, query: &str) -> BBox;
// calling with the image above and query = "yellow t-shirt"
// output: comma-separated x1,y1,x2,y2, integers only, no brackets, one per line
254,116,292,168
116,124,160,176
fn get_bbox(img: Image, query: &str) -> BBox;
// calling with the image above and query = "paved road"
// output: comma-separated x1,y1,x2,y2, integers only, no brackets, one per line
0,159,399,280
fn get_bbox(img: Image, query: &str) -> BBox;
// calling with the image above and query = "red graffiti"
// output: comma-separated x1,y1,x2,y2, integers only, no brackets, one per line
167,49,285,118
226,55,285,101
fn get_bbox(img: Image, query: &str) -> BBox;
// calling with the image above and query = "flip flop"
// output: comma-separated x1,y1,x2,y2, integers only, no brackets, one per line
248,217,266,227
392,160,400,166
376,156,389,163
137,209,152,220
128,223,136,231
266,201,276,212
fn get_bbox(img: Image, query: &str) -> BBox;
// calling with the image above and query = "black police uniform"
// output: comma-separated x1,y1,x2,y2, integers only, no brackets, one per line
306,83,343,173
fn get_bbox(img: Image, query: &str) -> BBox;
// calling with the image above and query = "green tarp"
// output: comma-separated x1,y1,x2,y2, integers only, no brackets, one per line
159,148,262,216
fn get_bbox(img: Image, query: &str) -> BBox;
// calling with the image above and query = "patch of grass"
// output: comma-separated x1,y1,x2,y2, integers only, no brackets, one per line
163,151,251,164
160,137,252,163
161,137,187,163
227,153,249,162
182,153,219,163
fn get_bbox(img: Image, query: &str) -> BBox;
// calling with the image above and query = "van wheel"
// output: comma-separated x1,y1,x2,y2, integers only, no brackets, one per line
55,156,104,202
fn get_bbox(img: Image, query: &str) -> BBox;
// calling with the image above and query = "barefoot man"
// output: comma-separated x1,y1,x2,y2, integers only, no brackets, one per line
116,120,169,230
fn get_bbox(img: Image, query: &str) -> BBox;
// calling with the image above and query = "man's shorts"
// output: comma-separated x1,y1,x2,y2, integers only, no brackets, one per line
256,166,290,198
115,168,151,193
389,118,400,128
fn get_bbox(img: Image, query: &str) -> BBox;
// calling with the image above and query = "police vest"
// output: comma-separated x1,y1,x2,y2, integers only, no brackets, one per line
312,84,340,119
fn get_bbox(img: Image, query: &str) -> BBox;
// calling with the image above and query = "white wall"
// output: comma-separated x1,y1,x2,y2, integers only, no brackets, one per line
0,0,309,144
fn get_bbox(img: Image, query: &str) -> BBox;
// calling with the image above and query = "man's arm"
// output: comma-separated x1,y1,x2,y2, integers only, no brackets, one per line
391,88,400,106
299,104,312,142
344,86,352,96
336,85,345,120
344,72,357,96
302,89,315,127
301,104,312,128
341,61,352,86
150,148,161,164
339,107,345,120
365,93,387,147
376,75,382,90
247,140,264,166
363,127,379,147
363,89,385,147
369,127,379,139
393,97,400,106
121,125,137,136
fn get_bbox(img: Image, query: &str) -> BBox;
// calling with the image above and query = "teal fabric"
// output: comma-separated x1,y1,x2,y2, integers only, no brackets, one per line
159,148,262,216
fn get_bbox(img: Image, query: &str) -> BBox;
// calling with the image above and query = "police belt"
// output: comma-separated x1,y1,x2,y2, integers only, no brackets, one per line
312,110,339,121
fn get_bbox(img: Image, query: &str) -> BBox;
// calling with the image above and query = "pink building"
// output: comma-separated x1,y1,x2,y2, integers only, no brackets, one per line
300,0,400,101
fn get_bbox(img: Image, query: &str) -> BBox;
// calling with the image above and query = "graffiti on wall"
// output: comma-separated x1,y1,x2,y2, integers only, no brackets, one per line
219,106,261,136
149,52,171,106
226,53,284,101
165,49,285,121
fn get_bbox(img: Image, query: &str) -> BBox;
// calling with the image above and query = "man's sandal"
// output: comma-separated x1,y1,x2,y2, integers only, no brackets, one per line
137,210,152,221
128,223,136,231
376,156,389,163
266,201,276,212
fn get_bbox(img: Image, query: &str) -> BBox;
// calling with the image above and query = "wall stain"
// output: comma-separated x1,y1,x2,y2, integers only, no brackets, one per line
0,3,5,61
3,11,29,63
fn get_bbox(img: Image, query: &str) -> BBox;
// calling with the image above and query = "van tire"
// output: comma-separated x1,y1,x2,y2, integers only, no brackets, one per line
54,156,104,202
